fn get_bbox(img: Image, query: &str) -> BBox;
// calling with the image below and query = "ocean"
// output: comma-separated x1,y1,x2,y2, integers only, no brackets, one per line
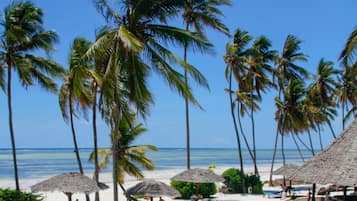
0,148,311,179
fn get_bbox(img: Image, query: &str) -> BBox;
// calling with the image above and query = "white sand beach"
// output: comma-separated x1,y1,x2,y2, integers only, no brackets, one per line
0,165,291,201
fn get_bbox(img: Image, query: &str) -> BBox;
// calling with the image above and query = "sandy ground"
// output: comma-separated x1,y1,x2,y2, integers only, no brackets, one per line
0,165,293,201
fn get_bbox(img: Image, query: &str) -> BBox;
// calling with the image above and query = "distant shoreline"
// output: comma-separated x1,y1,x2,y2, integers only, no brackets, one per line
0,148,307,180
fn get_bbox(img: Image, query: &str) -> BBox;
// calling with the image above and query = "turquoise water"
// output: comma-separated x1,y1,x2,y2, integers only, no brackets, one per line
0,148,311,179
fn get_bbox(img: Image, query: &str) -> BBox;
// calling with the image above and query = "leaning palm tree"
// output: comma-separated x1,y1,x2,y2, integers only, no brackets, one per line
339,26,357,129
223,28,253,193
89,114,157,196
307,59,340,140
89,1,212,200
245,36,276,175
270,78,307,186
181,0,231,170
270,35,308,186
59,38,92,175
0,1,64,190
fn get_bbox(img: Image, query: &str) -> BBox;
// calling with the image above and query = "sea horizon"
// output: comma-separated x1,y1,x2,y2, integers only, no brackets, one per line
0,148,311,180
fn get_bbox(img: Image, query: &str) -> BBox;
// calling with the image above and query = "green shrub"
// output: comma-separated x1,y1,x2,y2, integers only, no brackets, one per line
170,180,217,199
0,189,43,201
221,168,263,194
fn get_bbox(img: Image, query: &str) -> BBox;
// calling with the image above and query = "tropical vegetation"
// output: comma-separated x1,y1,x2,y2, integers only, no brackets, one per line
0,189,43,201
0,1,64,191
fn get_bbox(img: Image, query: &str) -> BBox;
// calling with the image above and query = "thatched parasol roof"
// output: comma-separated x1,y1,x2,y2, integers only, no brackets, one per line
273,164,300,177
289,120,357,186
31,172,100,194
171,168,223,183
127,179,180,197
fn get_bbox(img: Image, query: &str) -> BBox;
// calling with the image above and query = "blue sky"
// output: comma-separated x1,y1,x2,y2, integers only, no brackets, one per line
0,0,356,149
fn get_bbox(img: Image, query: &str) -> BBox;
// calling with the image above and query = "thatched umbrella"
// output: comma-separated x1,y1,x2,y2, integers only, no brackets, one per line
31,172,100,201
171,168,223,183
127,179,180,199
289,119,357,201
273,164,300,195
171,168,223,199
273,164,300,178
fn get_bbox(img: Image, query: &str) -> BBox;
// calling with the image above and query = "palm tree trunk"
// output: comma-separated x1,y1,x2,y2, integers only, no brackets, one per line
250,112,258,175
327,120,336,139
112,100,121,201
296,134,312,152
92,82,100,201
7,62,20,191
69,95,84,174
307,131,315,156
317,125,323,151
291,134,305,162
237,107,255,171
229,69,245,193
281,133,286,186
342,102,345,130
69,95,90,201
269,127,279,186
250,83,258,176
184,23,190,170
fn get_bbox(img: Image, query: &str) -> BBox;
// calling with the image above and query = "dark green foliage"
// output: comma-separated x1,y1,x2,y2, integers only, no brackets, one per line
0,189,43,201
171,180,217,199
222,168,263,194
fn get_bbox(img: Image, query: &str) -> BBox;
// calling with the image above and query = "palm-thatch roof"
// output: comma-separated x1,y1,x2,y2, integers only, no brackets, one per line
289,120,357,186
127,179,180,197
31,172,100,194
273,164,300,178
171,168,223,183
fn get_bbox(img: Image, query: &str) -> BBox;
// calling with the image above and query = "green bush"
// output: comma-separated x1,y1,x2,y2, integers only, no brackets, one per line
170,180,217,199
221,168,263,194
0,189,43,201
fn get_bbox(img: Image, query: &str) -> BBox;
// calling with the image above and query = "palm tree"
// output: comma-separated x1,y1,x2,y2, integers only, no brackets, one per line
59,38,92,175
225,46,246,193
269,34,308,186
89,1,212,200
337,65,357,129
307,59,340,142
245,36,276,175
223,29,253,193
270,79,306,186
89,114,157,195
59,38,92,201
0,1,64,190
181,0,231,169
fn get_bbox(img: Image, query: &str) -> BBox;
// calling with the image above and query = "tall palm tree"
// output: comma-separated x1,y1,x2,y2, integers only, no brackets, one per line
245,36,276,175
225,45,246,193
59,38,92,201
89,114,157,195
224,29,253,193
181,0,231,170
89,1,212,200
59,38,92,175
0,1,64,190
269,34,308,186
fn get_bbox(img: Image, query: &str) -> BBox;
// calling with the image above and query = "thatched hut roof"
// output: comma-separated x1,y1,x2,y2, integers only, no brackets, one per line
31,172,100,194
289,120,357,186
171,168,223,183
127,179,180,197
